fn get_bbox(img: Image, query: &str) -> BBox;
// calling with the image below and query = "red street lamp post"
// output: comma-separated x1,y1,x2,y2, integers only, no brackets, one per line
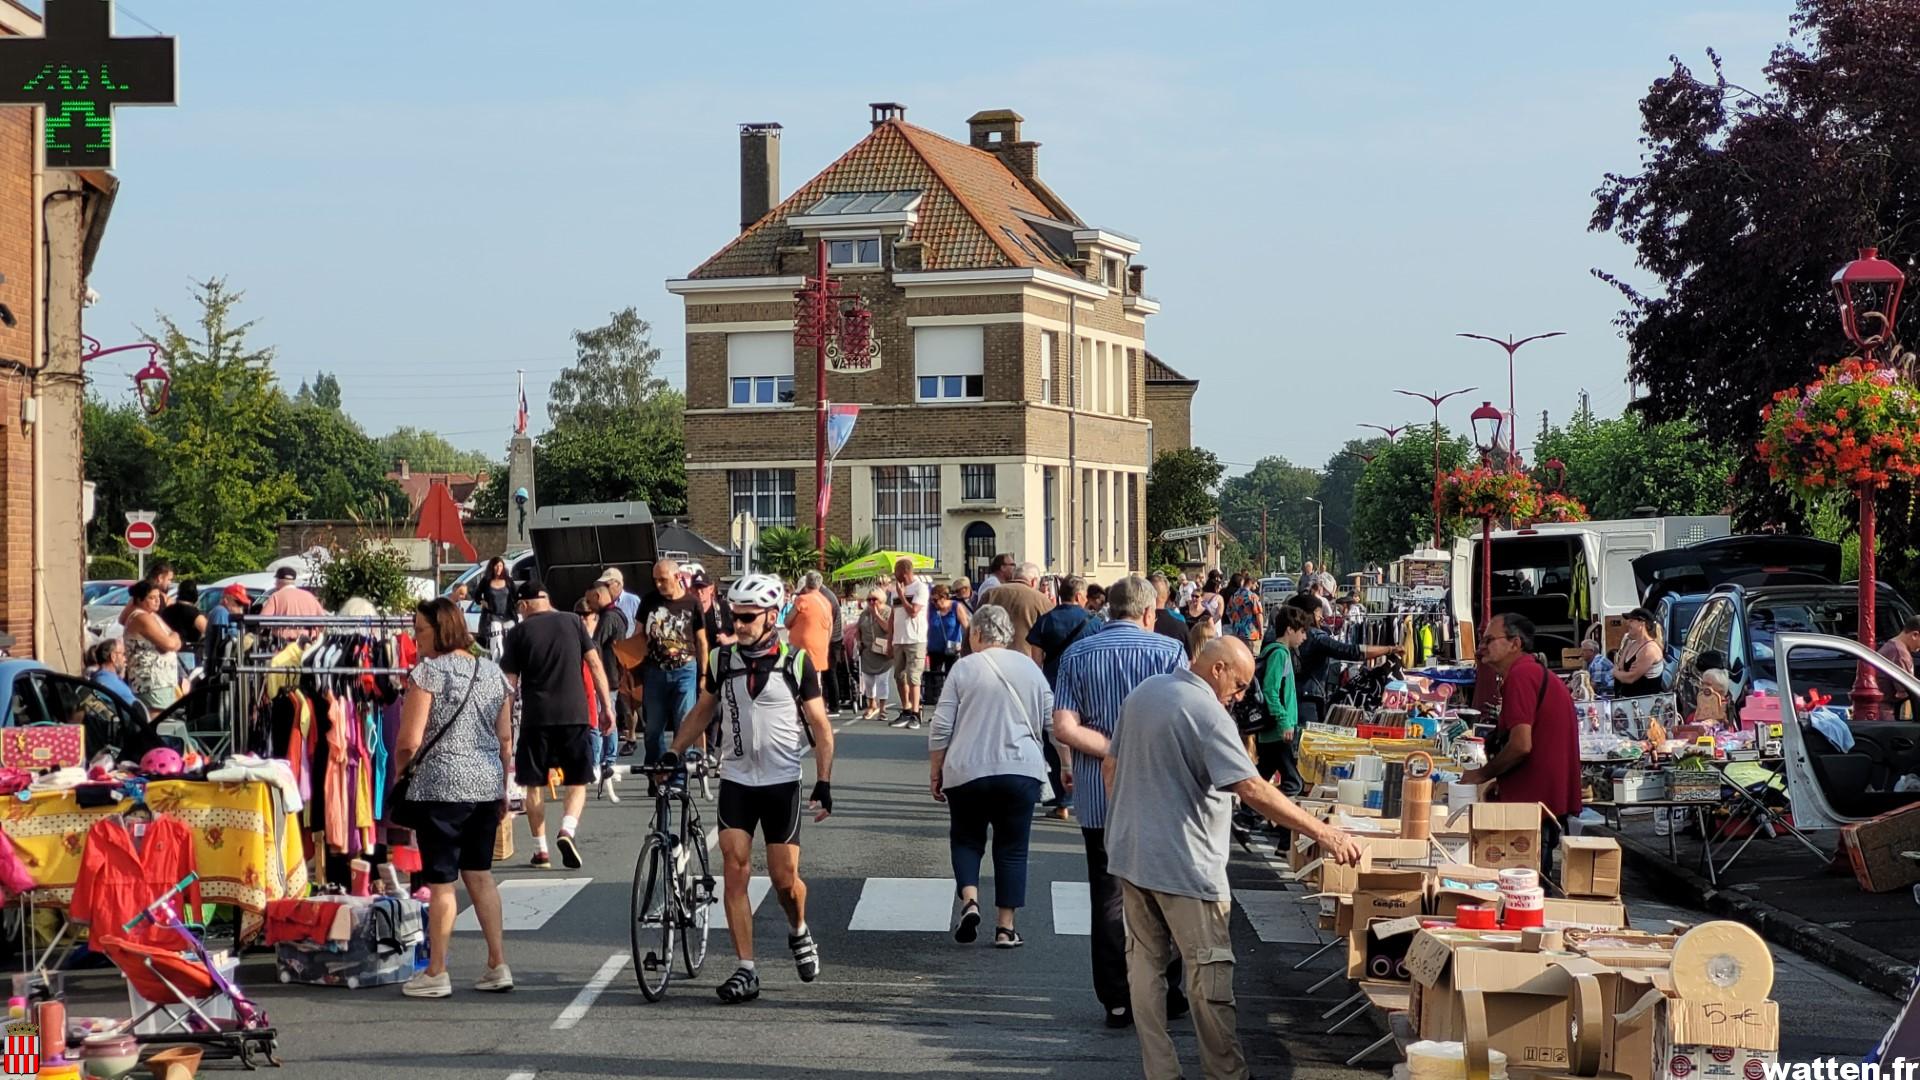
1832,246,1907,719
793,241,872,571
1542,457,1567,493
1458,332,1565,459
1394,387,1477,550
80,335,171,416
1470,401,1507,633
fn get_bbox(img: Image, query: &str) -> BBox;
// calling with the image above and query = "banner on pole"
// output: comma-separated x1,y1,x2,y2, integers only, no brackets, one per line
817,482,832,522
827,404,860,460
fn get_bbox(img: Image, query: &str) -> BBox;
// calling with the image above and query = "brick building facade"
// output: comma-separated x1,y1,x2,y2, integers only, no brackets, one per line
669,104,1193,584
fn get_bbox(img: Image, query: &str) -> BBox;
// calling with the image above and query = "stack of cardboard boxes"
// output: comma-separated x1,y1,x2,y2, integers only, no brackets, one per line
1288,793,1780,1079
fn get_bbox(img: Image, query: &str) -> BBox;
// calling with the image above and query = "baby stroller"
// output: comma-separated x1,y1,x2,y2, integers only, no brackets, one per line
105,872,281,1069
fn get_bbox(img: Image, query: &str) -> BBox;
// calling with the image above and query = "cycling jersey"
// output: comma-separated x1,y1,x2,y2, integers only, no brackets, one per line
705,642,822,788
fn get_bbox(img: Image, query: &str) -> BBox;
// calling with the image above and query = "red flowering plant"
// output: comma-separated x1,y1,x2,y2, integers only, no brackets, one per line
1757,357,1920,502
1438,465,1543,525
1532,491,1589,524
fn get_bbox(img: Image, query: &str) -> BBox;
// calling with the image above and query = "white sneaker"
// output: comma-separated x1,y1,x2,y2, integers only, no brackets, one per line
475,964,514,993
600,776,620,803
402,971,451,999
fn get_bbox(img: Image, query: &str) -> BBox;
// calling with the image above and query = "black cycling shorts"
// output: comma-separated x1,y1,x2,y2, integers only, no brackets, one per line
716,779,803,846
515,724,597,788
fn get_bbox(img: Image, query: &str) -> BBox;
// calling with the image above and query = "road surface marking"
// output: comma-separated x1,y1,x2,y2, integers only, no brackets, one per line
455,877,593,932
848,877,956,931
1235,889,1327,944
505,1072,536,1080
552,951,629,1031
710,875,773,929
1051,881,1091,936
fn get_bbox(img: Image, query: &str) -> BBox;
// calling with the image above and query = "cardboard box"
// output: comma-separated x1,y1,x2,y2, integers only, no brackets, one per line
1430,862,1504,917
1348,915,1423,981
1304,838,1432,898
1412,941,1606,1072
1604,615,1628,651
1612,771,1667,803
1560,835,1623,899
1839,801,1920,893
1560,647,1586,672
1354,866,1429,923
1612,990,1779,1080
1451,802,1548,871
1540,897,1629,931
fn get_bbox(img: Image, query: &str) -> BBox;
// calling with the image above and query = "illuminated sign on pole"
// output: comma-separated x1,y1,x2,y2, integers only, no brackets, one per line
0,0,177,170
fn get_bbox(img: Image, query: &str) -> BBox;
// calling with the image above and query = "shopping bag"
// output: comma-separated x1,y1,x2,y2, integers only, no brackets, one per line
493,812,515,861
0,725,84,771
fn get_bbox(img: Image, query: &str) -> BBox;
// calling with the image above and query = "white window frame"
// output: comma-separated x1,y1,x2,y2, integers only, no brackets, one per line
872,465,942,562
1039,331,1053,405
727,331,796,410
728,468,797,528
914,325,985,403
1098,471,1109,561
961,463,996,502
827,235,882,269
1094,342,1107,414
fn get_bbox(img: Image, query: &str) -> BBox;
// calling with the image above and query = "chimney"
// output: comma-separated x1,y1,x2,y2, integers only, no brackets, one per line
396,459,411,481
967,109,1038,178
1127,264,1146,294
739,123,781,232
869,102,907,128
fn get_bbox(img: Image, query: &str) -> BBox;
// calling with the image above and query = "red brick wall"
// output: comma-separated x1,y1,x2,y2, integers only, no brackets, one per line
0,109,37,657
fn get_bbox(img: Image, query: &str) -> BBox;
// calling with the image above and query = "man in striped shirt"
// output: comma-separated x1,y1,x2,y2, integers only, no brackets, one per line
1051,575,1190,1029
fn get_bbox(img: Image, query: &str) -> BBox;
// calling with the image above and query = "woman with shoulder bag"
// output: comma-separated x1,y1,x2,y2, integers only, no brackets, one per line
923,583,970,710
927,604,1051,948
857,587,894,721
395,598,515,1000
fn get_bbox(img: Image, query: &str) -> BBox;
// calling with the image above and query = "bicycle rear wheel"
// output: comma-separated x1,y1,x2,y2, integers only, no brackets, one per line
681,831,713,976
631,837,676,1001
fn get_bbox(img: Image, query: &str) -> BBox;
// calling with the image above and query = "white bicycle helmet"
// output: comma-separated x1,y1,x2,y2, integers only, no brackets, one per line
727,573,786,611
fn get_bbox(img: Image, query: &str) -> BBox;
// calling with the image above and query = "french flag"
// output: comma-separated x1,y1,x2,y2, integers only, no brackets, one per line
515,371,529,435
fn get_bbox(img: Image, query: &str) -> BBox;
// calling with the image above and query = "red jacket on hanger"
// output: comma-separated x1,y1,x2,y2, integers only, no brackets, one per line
70,815,200,948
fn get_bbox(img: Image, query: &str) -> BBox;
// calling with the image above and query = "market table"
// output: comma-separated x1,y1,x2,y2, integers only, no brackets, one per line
0,779,307,957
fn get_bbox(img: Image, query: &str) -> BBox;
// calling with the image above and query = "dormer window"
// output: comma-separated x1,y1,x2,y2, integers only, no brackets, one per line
828,237,882,268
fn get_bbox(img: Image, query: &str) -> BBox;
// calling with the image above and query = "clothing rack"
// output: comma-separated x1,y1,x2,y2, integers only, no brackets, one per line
210,614,417,761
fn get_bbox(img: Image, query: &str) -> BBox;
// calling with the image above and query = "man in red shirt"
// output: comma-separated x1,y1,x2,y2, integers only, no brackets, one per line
1460,613,1581,827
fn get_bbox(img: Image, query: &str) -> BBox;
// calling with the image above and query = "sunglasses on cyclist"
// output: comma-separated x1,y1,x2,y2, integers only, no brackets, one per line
732,608,769,623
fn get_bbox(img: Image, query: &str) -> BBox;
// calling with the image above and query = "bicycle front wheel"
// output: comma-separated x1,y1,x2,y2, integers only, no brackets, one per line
631,837,676,1001
681,831,713,976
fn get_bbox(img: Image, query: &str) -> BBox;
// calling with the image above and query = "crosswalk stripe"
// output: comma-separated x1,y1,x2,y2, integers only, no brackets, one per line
457,877,593,932
1234,889,1328,945
848,877,955,931
710,875,773,929
1051,881,1091,936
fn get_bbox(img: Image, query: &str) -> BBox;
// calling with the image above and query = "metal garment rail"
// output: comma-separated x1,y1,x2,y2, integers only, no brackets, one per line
212,614,417,758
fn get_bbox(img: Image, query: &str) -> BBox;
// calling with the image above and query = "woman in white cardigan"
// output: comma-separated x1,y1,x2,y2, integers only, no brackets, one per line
927,604,1053,948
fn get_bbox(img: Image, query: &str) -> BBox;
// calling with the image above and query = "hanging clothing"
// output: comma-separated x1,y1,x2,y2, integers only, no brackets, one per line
70,814,201,949
324,695,351,853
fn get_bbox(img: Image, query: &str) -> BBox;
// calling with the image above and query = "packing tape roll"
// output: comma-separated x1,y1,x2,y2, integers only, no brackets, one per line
1567,971,1605,1076
1353,755,1385,782
1498,868,1539,893
1500,886,1545,911
1671,921,1774,1002
1336,779,1367,806
1448,782,1480,808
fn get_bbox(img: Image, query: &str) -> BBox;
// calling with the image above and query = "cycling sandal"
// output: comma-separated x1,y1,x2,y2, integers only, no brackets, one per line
717,966,761,1004
790,930,821,983
993,927,1023,949
954,900,981,944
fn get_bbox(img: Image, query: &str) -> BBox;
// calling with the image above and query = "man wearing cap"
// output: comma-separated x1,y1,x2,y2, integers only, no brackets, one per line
259,566,326,639
501,579,617,870
204,583,253,659
599,567,642,640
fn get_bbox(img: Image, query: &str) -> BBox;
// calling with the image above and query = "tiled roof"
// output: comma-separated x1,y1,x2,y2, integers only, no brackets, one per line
1142,351,1197,385
689,120,1084,279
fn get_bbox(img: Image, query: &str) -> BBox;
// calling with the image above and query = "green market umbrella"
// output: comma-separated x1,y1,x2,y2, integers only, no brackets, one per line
831,550,934,582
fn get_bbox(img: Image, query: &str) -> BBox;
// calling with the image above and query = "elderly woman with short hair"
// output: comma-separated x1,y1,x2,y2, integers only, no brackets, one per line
927,603,1053,948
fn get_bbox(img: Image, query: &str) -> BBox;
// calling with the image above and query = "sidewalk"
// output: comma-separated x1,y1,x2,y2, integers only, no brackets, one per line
1602,807,1918,998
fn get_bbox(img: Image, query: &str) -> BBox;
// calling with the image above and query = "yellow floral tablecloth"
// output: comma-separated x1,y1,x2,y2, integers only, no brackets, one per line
0,780,307,932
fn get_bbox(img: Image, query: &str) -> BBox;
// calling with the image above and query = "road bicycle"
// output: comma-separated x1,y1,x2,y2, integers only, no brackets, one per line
628,749,717,1001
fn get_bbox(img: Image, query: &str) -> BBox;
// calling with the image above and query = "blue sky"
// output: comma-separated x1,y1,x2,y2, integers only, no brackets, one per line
70,0,1795,472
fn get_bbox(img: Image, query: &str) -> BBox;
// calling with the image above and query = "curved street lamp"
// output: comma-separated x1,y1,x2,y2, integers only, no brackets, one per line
1458,331,1564,458
1468,401,1509,632
1358,423,1407,442
1394,387,1477,550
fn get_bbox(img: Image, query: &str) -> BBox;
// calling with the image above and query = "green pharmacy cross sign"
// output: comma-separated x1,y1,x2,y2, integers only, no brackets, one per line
0,0,174,170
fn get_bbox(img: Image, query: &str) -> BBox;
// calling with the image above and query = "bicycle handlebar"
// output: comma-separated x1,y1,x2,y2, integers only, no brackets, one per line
123,872,199,932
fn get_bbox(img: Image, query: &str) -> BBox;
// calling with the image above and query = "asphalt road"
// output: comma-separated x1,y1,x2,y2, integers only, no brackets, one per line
47,711,1906,1077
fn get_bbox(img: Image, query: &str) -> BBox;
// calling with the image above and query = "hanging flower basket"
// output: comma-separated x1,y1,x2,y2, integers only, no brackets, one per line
1531,491,1589,524
1758,357,1920,502
1439,465,1542,524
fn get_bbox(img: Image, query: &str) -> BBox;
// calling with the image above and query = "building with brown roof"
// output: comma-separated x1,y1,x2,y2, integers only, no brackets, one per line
386,459,487,519
668,103,1191,583
1142,352,1198,457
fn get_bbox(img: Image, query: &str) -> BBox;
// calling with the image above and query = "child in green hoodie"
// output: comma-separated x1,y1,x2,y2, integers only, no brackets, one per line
1256,606,1314,795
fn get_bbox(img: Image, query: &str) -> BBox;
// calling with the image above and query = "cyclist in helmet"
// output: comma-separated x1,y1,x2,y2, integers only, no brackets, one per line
670,573,836,1004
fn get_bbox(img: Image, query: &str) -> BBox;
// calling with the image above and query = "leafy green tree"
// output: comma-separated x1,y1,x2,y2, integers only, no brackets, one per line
755,525,818,583
1145,447,1224,567
145,279,302,575
273,400,409,521
471,469,509,520
1350,427,1471,562
533,392,687,513
1534,408,1733,520
547,307,667,427
294,370,342,410
82,395,159,555
374,426,494,475
314,538,415,612
825,535,876,573
1317,438,1391,572
1218,456,1320,575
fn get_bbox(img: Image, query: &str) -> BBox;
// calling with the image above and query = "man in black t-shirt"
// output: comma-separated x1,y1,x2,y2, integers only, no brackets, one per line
501,579,616,871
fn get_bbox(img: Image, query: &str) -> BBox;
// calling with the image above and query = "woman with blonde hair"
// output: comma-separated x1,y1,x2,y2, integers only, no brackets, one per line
1612,607,1666,698
857,587,894,721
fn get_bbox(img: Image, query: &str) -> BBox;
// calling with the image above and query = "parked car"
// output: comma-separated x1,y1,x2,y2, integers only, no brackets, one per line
444,551,537,633
0,658,149,762
1672,581,1917,718
83,579,132,605
1257,575,1296,605
1773,631,1920,826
